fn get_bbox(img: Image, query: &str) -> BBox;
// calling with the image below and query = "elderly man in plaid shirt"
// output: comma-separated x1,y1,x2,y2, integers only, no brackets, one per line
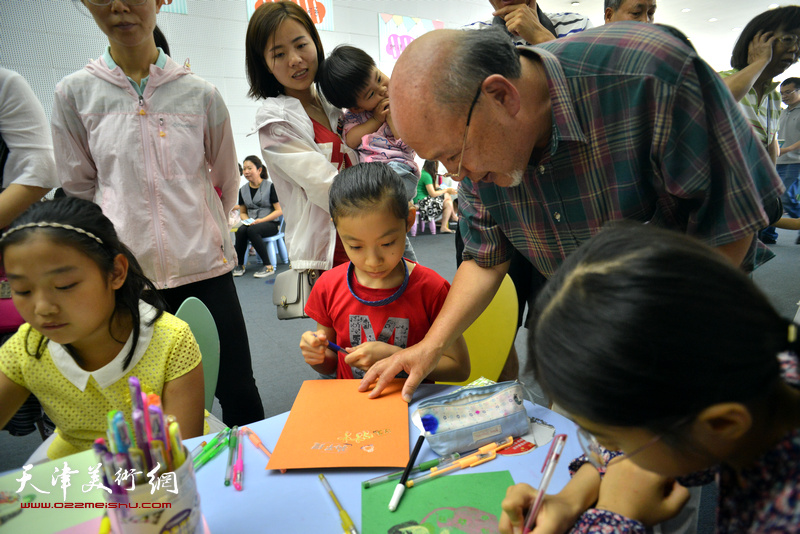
359,24,783,404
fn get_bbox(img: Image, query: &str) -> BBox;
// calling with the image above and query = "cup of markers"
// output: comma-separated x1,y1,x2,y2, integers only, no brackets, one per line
94,376,203,534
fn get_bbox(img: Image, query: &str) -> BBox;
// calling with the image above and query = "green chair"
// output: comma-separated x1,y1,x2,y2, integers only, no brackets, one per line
175,297,220,412
440,274,518,386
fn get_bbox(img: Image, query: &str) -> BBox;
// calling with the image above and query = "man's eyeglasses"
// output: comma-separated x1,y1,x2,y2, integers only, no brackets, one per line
442,85,482,181
777,34,800,48
575,425,662,470
782,88,799,97
86,0,148,6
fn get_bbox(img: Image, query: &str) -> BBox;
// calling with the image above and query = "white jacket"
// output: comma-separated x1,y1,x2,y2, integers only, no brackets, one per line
52,56,238,289
253,94,353,271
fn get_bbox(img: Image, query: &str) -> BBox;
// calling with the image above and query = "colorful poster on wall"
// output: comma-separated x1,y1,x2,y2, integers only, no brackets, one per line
161,0,188,14
246,0,334,31
378,13,444,74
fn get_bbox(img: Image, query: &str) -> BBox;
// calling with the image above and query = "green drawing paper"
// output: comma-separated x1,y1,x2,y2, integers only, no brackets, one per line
0,449,105,533
362,470,514,534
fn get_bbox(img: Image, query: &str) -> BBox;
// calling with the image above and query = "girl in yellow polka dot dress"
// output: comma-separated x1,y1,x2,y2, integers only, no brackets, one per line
0,197,206,459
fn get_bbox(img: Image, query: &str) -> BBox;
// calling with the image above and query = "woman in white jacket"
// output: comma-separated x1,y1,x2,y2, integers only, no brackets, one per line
51,0,264,427
245,1,355,273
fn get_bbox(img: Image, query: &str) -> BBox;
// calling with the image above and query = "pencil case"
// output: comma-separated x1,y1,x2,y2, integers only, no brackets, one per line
412,381,529,456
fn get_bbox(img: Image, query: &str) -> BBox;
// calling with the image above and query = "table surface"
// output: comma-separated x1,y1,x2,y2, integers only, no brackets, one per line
184,384,582,533
0,384,582,533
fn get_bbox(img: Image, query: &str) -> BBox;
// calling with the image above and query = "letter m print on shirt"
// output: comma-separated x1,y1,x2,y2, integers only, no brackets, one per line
349,315,409,347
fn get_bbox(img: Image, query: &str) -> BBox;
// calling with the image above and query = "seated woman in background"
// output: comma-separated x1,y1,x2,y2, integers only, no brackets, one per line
500,222,800,533
233,155,282,278
413,160,458,234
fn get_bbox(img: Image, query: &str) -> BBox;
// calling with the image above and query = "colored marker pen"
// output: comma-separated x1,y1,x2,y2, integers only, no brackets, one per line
132,409,153,471
168,422,186,469
233,429,244,491
128,377,143,413
225,426,239,486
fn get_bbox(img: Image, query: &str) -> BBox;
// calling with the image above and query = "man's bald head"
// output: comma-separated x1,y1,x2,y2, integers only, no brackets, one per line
392,30,460,115
391,28,522,140
390,28,538,188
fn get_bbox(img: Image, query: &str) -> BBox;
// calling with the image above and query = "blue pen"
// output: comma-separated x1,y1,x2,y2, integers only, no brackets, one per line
112,412,132,454
326,340,347,355
313,333,348,355
106,411,121,454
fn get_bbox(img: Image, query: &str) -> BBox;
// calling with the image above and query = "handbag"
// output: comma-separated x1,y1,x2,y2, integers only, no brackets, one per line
272,268,318,320
411,381,529,455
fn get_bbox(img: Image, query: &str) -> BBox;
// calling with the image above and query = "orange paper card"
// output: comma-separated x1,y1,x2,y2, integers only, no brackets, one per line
266,379,409,470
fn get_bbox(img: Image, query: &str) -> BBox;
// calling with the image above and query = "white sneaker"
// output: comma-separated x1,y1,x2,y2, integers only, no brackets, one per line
232,266,245,277
253,267,274,278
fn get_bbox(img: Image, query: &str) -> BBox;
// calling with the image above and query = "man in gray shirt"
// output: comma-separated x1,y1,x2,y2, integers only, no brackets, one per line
777,77,800,243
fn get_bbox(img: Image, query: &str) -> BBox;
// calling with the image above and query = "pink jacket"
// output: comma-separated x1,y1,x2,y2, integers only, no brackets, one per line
51,56,238,289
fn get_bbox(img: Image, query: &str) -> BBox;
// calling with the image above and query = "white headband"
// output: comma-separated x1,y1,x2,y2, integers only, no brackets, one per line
0,222,104,245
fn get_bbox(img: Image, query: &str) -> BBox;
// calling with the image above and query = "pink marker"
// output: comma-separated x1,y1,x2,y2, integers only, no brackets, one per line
522,434,567,534
233,428,244,491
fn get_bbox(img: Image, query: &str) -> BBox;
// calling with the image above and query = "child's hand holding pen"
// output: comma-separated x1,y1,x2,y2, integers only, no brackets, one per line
301,331,344,376
498,485,584,534
500,435,583,534
497,458,689,534
300,331,335,366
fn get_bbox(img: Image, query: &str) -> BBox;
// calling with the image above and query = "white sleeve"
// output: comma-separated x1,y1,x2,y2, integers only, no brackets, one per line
259,120,339,213
0,69,59,190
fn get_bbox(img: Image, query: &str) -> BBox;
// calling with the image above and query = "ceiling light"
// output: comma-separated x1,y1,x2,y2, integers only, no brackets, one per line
681,8,691,13
732,27,742,32
708,18,718,22
769,3,779,8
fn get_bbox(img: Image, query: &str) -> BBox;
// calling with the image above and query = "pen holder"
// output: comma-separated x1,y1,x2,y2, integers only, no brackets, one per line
105,448,203,534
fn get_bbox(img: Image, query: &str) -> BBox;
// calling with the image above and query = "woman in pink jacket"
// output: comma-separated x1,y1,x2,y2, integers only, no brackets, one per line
51,0,264,427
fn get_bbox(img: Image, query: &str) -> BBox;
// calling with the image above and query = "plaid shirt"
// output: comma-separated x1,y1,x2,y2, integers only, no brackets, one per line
460,24,783,278
718,69,780,146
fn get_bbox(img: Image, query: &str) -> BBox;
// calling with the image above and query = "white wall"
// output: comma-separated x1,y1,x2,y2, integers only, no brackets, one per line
0,0,492,166
3,0,799,165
